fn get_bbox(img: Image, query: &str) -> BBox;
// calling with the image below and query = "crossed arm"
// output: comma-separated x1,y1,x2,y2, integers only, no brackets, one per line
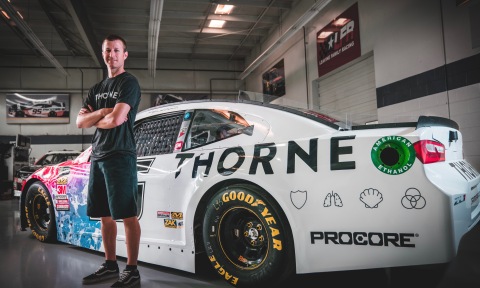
76,103,130,129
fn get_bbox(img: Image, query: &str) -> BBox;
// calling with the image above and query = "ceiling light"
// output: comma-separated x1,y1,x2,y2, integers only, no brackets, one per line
1,10,10,19
215,4,234,15
209,19,225,28
148,0,164,78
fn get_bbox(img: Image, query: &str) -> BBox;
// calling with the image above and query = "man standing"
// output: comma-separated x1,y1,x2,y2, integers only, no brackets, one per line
77,34,141,288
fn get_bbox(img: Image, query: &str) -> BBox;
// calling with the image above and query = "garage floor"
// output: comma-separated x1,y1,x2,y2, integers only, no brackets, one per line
1,197,479,288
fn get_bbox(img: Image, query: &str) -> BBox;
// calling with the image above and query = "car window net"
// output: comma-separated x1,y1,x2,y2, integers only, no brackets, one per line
134,112,183,157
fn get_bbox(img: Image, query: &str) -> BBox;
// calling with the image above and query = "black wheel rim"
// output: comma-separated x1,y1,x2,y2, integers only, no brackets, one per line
32,194,50,230
218,207,269,269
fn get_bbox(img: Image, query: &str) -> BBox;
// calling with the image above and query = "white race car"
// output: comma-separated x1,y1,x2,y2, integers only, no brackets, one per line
19,93,480,287
17,101,68,117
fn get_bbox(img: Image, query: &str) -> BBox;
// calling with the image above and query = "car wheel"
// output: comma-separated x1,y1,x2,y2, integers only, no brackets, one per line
202,183,295,288
48,111,57,117
25,182,57,242
15,111,25,117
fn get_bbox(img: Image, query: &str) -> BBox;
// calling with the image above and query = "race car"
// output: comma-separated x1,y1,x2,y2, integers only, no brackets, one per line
19,93,480,288
16,101,68,117
13,149,81,197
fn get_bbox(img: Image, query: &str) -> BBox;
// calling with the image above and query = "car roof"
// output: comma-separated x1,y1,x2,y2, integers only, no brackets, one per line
44,150,81,154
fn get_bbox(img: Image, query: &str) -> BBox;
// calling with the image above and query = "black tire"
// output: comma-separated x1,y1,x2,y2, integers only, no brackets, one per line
48,111,57,117
202,183,295,288
25,182,57,242
15,111,25,117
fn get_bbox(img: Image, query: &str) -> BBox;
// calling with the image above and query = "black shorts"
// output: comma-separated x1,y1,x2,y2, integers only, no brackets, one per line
87,154,138,220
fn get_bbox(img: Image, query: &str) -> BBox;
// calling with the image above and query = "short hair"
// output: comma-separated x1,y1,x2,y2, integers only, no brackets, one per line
103,34,127,51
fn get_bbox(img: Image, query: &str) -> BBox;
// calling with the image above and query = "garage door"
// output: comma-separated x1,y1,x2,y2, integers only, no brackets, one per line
316,54,377,126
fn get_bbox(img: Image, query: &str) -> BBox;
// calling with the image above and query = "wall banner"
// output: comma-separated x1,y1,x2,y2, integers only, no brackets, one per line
316,3,361,78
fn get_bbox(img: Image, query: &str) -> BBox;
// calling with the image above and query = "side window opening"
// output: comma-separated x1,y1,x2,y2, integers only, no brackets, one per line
134,112,184,157
184,109,250,150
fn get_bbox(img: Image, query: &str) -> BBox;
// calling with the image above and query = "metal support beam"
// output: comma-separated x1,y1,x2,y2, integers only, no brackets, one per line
148,0,164,78
239,0,331,80
0,0,68,76
64,0,102,67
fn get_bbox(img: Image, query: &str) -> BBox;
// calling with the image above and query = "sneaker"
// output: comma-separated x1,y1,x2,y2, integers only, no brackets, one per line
82,263,119,285
110,269,141,288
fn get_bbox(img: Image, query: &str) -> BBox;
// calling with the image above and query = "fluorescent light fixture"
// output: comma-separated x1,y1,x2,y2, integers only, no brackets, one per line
215,4,234,15
148,0,164,77
1,10,9,19
209,19,225,28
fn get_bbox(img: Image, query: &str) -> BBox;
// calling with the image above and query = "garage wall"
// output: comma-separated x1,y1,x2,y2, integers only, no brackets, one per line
0,58,244,160
244,0,480,170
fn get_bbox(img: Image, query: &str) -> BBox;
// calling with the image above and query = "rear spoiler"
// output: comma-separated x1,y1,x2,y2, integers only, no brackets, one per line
352,115,459,131
416,116,459,130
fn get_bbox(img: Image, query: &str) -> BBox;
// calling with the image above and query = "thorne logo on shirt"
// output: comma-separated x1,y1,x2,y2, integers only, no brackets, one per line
96,91,119,101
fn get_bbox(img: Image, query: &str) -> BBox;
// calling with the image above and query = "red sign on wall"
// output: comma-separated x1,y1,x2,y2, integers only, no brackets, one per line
316,3,361,78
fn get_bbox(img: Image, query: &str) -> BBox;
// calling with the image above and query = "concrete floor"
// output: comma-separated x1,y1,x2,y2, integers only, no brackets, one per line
1,197,479,288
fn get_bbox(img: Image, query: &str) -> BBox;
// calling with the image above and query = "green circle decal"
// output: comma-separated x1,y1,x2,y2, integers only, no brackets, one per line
371,136,415,175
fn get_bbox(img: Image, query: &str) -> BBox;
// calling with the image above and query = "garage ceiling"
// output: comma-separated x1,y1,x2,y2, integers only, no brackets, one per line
0,0,300,77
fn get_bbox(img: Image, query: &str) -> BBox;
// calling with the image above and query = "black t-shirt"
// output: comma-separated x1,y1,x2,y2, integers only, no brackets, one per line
84,72,141,160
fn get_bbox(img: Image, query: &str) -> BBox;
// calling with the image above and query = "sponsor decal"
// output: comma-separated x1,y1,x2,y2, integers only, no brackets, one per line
174,136,357,178
449,161,479,180
171,212,183,220
401,188,426,209
184,111,192,120
174,141,183,150
178,128,187,137
177,221,184,228
164,219,177,228
359,188,383,208
57,176,68,185
310,231,417,247
55,196,70,211
57,184,67,194
371,136,415,175
453,194,466,206
290,190,307,209
324,192,343,207
157,211,171,218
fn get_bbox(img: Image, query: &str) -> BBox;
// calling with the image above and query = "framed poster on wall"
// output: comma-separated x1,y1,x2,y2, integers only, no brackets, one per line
262,59,286,97
6,93,71,124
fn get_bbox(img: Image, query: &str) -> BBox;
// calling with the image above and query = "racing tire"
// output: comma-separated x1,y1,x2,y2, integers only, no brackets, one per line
25,182,57,243
15,111,25,117
48,111,57,117
202,183,295,288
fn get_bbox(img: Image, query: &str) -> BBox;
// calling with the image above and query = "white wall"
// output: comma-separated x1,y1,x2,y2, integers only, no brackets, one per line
243,0,480,170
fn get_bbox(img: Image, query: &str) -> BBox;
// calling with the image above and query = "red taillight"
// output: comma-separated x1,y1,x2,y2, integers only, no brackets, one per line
413,140,445,164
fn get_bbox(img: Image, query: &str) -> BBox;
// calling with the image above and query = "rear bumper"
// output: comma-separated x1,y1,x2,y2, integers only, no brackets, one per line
426,160,480,253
